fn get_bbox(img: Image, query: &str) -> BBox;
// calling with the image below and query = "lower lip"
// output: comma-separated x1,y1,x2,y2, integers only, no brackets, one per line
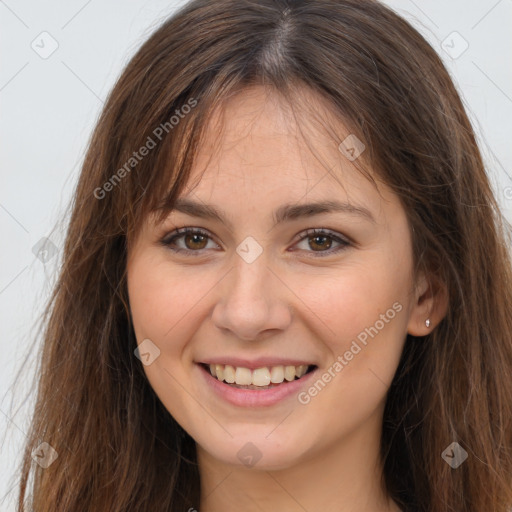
196,363,318,407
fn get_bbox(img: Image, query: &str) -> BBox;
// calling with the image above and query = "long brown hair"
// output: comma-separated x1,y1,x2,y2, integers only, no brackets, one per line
16,0,512,510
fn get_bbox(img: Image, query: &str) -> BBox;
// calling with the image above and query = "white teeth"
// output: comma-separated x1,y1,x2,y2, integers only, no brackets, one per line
270,366,284,384
224,364,236,383
284,365,296,381
296,364,308,378
252,368,271,386
207,363,312,387
235,367,252,385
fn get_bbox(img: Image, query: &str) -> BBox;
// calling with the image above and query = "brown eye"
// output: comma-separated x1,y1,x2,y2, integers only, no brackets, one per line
308,234,333,251
161,227,351,258
161,227,218,255
183,232,208,250
293,228,351,257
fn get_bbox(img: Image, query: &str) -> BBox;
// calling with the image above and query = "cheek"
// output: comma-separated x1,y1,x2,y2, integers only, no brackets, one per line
292,261,409,429
301,260,408,339
294,255,411,400
127,252,219,355
127,252,212,418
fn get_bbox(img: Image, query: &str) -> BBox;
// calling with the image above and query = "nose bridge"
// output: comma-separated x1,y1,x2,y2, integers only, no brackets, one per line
211,246,291,340
232,247,271,301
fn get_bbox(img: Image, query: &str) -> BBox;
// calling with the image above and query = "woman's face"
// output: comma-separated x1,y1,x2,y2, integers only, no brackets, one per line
127,85,431,470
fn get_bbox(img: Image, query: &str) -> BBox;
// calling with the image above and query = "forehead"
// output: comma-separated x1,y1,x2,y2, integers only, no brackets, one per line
181,85,393,220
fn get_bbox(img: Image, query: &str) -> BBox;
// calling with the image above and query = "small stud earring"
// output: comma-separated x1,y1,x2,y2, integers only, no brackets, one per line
425,319,431,328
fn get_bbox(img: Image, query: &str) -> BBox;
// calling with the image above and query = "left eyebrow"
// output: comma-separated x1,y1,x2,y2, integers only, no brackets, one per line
164,197,376,230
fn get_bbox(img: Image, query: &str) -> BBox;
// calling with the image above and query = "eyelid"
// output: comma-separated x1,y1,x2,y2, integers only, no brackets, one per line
289,227,353,246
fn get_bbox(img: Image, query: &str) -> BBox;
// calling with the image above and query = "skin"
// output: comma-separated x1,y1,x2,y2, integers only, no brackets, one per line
127,85,447,512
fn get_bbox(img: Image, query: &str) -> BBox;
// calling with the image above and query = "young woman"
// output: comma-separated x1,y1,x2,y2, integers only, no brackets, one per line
17,0,512,511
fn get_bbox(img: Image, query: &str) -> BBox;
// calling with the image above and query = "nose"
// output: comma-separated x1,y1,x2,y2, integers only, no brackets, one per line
211,253,292,341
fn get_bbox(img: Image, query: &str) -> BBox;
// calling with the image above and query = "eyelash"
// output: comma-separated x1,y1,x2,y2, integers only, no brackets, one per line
159,227,351,258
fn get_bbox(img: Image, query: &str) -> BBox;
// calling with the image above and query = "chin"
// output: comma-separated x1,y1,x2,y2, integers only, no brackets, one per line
195,429,311,470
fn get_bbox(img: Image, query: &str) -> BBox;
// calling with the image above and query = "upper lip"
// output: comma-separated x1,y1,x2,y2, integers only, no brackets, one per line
198,357,316,370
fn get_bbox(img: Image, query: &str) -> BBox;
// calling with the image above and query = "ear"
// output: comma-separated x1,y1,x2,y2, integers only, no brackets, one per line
407,271,449,336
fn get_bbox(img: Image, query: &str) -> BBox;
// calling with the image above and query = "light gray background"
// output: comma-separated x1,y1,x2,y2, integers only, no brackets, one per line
1,0,511,509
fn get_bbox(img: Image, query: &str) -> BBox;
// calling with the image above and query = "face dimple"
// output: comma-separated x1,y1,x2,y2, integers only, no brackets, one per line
126,84,416,473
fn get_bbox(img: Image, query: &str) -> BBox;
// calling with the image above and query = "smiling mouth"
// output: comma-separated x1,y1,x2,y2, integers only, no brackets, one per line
200,363,317,389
